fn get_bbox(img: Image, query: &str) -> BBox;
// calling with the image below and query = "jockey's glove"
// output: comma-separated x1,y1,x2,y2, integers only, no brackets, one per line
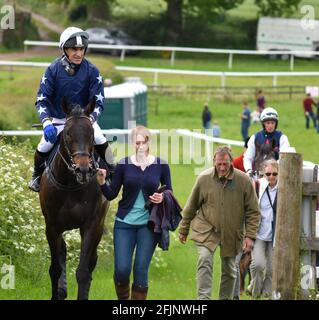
43,120,58,144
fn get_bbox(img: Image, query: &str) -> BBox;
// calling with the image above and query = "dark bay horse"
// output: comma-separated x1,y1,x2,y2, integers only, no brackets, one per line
39,98,109,300
254,139,277,177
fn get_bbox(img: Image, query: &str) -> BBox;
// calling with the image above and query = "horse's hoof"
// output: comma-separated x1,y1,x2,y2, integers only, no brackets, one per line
57,288,67,300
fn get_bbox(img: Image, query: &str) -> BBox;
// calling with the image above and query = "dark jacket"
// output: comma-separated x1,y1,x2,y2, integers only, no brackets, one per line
202,108,212,127
36,57,104,123
148,190,182,250
101,157,172,220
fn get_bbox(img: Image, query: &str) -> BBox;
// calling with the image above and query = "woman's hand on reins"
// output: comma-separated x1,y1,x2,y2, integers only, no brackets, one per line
96,169,107,185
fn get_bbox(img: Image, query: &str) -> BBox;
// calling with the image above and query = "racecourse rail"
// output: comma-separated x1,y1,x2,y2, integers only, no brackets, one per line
2,60,319,88
23,40,319,71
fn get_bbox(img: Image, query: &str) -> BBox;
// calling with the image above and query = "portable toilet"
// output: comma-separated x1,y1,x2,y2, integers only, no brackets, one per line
98,79,147,129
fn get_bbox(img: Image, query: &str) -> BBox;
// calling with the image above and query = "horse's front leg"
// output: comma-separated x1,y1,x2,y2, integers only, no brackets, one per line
57,238,68,300
46,227,64,300
76,226,97,300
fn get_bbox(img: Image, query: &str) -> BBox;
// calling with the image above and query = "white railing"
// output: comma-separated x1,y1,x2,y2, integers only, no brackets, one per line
0,128,241,162
116,66,319,87
2,129,316,168
1,60,318,88
23,40,319,70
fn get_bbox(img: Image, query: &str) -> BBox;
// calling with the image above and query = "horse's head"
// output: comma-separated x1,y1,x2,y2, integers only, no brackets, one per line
255,140,277,174
61,97,96,184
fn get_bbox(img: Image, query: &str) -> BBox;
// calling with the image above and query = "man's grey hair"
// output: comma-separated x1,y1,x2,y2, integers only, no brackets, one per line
213,146,233,162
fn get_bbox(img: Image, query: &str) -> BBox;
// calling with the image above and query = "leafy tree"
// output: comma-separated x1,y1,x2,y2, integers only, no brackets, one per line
48,0,113,22
163,0,245,44
254,0,301,17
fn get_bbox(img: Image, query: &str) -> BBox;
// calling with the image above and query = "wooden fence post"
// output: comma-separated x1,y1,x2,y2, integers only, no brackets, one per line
272,152,303,300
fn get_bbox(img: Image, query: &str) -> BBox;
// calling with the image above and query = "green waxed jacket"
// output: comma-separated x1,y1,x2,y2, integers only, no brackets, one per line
179,166,260,257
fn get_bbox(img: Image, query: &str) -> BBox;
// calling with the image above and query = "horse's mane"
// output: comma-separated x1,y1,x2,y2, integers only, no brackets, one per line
69,105,85,117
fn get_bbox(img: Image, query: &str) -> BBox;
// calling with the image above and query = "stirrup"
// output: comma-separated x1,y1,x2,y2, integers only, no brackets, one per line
28,176,41,192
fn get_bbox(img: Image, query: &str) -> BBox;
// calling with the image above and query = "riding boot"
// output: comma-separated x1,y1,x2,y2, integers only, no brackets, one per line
131,284,148,300
114,280,130,300
95,141,116,179
28,150,50,192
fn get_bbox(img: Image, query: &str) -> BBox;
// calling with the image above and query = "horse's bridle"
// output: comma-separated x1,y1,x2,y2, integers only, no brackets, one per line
57,115,99,178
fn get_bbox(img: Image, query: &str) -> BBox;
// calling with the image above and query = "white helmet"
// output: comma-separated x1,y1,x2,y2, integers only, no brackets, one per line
59,27,89,49
260,107,279,122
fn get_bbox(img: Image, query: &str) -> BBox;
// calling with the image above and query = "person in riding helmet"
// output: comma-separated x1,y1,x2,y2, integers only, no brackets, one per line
243,107,290,175
28,26,115,192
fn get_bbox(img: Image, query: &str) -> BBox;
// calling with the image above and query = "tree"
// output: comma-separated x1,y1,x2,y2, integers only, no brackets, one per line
164,0,245,44
48,0,113,22
254,0,301,17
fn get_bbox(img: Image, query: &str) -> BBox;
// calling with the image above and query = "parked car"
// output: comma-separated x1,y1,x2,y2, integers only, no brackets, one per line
86,27,141,55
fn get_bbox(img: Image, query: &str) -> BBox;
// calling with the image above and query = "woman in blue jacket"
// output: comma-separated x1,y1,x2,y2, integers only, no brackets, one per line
97,125,172,300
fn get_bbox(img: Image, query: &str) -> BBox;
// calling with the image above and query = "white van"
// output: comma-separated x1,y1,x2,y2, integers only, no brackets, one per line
257,17,319,58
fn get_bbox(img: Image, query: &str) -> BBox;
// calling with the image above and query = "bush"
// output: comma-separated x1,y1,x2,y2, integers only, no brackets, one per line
0,140,47,279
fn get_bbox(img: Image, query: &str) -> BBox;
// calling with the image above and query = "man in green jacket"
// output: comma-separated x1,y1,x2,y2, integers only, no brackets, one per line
179,146,260,300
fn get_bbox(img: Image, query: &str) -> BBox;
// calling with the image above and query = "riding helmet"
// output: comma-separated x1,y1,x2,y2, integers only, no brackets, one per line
59,27,89,50
260,107,279,123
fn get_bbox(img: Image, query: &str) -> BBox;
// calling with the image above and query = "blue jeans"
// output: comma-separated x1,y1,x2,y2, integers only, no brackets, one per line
241,124,249,142
305,111,317,129
113,220,157,289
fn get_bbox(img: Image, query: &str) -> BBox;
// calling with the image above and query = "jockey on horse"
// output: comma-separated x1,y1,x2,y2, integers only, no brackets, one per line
28,27,115,192
243,107,290,177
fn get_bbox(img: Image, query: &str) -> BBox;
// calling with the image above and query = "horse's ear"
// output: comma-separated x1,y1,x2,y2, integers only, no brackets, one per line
84,97,96,116
62,97,70,115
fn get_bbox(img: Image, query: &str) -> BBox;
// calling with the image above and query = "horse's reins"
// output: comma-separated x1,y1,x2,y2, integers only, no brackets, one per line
47,115,99,191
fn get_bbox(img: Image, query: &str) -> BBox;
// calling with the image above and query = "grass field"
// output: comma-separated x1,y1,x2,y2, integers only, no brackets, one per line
0,51,318,300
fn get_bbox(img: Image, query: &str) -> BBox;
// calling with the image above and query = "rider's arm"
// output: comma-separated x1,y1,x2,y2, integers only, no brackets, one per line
88,66,104,123
35,67,54,124
243,135,256,173
279,134,291,151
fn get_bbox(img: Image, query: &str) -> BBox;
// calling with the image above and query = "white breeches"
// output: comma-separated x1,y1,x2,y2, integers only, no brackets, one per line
37,118,107,153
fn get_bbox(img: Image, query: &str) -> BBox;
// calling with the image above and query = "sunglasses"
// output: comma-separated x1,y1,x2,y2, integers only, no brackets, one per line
265,172,278,177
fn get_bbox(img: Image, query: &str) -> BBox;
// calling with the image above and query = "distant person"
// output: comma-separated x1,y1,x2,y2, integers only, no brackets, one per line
202,102,212,133
256,90,266,113
212,121,221,138
179,146,259,300
251,107,260,124
303,93,317,129
316,102,319,133
241,101,251,142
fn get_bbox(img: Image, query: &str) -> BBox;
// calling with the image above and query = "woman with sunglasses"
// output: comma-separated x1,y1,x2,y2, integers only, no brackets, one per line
96,125,172,300
248,159,279,298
